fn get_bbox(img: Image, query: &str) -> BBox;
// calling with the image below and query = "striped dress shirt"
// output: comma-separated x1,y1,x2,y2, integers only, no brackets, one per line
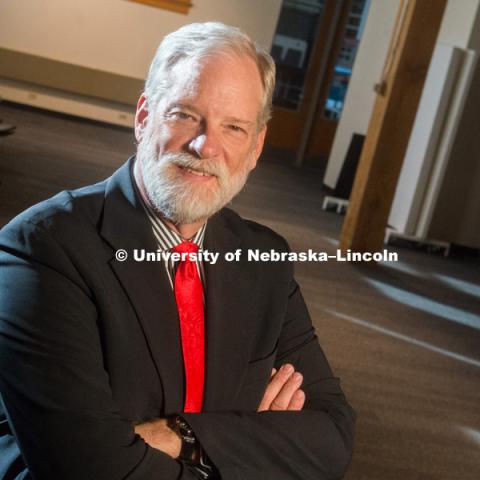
137,192,207,292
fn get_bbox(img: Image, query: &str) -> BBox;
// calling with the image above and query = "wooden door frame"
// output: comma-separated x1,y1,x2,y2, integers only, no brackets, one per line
266,0,346,153
297,0,353,166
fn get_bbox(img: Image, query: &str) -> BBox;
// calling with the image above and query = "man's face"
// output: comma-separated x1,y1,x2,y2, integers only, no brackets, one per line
135,52,267,225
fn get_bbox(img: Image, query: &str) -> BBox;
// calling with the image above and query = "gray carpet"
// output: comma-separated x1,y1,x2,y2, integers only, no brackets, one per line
1,102,479,479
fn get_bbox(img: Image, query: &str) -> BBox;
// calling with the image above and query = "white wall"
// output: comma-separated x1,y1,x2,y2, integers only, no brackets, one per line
323,0,401,189
437,0,480,48
0,0,282,79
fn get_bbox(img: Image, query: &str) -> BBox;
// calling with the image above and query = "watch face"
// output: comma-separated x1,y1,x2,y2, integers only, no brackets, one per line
173,416,194,438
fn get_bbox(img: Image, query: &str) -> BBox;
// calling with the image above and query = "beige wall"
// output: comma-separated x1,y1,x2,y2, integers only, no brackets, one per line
0,0,282,79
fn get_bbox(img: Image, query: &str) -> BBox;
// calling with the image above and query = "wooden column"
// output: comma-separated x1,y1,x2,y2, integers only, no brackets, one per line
339,0,447,254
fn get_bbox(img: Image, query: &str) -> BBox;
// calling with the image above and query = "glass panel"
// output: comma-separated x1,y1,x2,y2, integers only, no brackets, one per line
323,0,370,120
270,0,326,110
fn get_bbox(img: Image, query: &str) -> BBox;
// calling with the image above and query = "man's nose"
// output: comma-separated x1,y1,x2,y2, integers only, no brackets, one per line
188,129,221,159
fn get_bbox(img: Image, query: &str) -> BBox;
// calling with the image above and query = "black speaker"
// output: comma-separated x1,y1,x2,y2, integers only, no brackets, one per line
333,133,365,200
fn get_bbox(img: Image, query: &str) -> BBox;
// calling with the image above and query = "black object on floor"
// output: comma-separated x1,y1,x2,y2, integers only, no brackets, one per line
333,133,365,199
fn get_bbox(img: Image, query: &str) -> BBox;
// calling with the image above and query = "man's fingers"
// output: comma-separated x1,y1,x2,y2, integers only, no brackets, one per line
270,372,303,411
287,389,305,411
258,364,294,412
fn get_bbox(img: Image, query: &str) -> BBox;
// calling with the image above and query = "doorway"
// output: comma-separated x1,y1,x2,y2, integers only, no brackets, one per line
265,0,371,168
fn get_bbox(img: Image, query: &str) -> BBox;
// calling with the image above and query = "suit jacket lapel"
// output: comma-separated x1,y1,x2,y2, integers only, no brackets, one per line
202,212,259,411
100,158,184,414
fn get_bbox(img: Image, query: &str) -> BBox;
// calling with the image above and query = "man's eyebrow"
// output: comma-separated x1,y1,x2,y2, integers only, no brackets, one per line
223,117,254,126
167,102,195,110
167,103,200,113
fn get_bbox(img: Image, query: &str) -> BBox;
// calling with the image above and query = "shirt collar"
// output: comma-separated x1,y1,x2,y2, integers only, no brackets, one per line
143,201,206,252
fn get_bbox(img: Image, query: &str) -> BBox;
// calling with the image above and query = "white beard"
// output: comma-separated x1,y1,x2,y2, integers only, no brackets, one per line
136,131,252,224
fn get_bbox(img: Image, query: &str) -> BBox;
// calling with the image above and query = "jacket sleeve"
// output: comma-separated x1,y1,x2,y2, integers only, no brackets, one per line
182,274,356,480
0,222,199,480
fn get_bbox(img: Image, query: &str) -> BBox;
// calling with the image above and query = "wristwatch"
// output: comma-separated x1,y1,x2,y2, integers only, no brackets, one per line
167,415,199,464
167,415,219,479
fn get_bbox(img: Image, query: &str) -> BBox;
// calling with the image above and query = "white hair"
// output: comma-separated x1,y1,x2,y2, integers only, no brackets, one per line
144,22,276,127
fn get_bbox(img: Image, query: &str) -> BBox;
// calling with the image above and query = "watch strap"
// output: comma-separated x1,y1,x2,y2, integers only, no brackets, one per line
168,415,219,478
168,415,199,463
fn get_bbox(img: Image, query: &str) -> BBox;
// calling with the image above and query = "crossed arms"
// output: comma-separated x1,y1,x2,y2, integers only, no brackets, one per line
134,363,307,459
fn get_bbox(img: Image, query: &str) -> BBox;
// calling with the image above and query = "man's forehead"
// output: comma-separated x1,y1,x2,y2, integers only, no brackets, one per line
162,53,263,119
167,57,202,95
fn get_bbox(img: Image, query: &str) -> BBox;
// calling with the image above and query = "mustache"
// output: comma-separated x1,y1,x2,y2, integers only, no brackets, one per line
162,152,226,178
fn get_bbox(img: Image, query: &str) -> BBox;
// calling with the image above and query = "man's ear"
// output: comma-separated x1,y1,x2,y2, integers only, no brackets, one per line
249,126,267,171
134,93,149,143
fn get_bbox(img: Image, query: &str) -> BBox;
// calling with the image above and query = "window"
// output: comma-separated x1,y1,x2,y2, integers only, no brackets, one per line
323,0,370,120
270,0,326,110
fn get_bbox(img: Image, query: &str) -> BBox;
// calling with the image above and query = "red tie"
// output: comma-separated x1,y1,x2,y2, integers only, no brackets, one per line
172,241,205,413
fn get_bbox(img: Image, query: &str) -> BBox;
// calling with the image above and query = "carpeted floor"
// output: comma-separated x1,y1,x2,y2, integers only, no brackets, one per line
1,102,479,479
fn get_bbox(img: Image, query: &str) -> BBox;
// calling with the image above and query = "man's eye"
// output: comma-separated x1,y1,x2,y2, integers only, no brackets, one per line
174,112,194,121
228,124,246,134
167,111,196,122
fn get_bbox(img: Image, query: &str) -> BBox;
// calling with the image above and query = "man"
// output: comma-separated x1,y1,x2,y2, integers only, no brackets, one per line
0,22,355,479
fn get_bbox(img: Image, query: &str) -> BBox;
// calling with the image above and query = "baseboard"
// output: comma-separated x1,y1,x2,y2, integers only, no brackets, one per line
0,77,135,127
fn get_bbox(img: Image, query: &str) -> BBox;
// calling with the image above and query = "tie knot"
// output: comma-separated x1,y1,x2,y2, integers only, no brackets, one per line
172,241,199,255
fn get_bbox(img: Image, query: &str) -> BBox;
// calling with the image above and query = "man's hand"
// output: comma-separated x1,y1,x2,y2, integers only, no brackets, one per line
134,418,181,458
134,364,304,455
257,363,305,412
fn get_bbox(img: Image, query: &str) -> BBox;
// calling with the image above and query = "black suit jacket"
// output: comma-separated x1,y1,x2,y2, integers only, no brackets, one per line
0,158,355,480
